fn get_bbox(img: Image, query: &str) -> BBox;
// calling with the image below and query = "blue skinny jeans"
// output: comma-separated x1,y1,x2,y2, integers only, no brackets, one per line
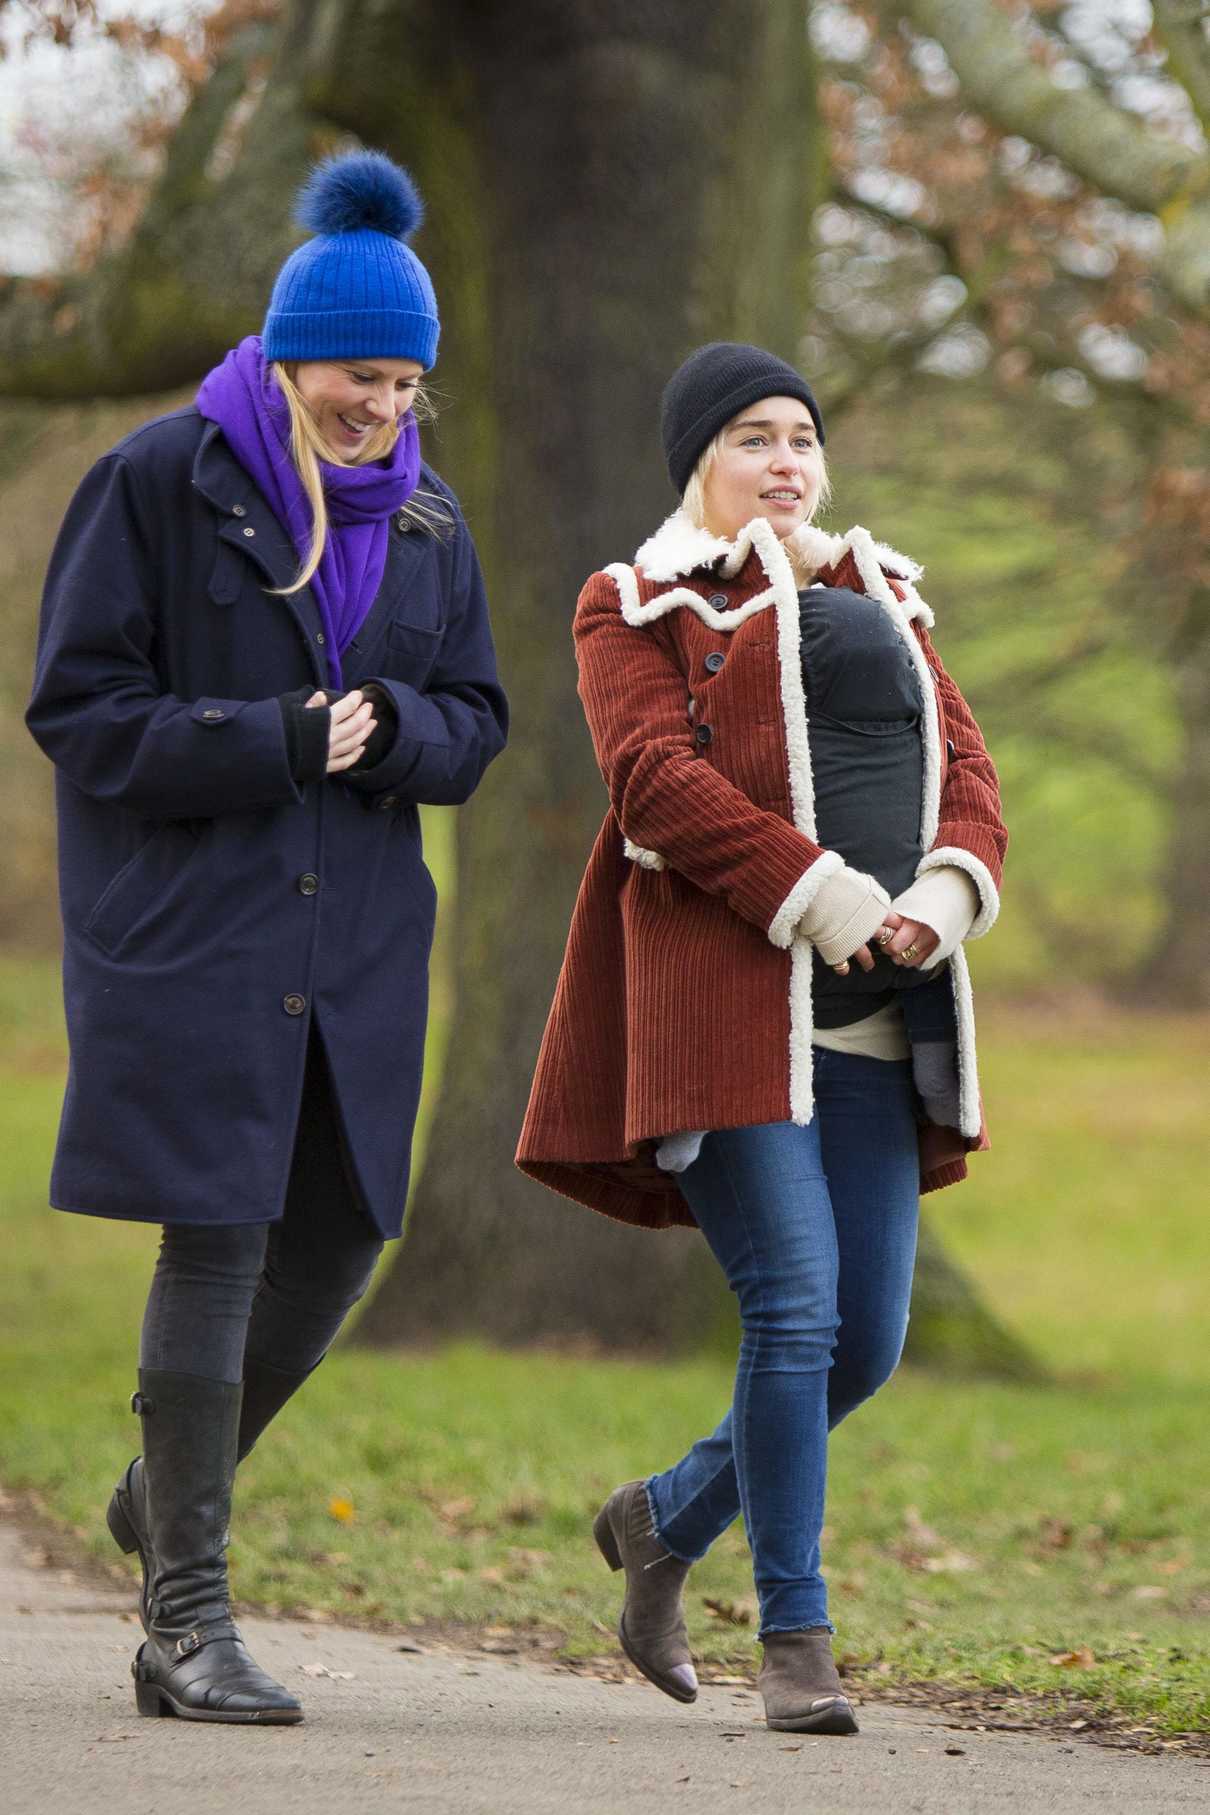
647,1048,921,1635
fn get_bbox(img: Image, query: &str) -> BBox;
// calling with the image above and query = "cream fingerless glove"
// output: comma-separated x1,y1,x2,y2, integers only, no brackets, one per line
797,865,891,966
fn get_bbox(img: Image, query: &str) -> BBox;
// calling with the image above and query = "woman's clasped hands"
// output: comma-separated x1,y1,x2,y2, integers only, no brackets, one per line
833,913,940,978
305,687,377,773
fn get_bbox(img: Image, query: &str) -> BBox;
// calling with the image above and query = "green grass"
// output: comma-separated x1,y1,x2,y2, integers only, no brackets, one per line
0,955,1206,1741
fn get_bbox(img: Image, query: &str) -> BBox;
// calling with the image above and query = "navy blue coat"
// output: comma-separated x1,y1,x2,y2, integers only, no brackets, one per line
27,406,507,1237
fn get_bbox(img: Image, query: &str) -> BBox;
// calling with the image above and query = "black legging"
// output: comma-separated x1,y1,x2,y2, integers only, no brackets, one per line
140,1031,385,1384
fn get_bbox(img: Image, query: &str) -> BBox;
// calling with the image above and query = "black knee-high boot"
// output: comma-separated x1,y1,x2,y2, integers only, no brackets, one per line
107,1357,316,1633
125,1369,301,1723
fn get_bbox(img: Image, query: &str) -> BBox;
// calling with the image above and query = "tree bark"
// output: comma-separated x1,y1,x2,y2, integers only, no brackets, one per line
900,0,1210,319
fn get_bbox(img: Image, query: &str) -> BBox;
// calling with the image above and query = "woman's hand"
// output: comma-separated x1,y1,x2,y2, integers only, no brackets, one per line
305,689,377,773
875,910,940,969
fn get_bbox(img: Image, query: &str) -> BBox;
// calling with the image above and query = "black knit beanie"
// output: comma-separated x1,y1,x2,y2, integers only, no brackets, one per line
661,342,825,496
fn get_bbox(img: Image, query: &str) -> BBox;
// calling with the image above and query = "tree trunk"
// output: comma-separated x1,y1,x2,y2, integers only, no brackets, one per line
352,0,824,1349
1125,587,1210,1007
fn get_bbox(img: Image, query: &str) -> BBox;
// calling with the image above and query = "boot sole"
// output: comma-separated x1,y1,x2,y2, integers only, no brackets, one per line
767,1696,859,1735
595,1506,697,1705
134,1676,303,1724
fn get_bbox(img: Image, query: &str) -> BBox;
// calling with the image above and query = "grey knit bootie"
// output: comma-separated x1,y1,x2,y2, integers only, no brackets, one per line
758,1627,858,1734
593,1480,698,1703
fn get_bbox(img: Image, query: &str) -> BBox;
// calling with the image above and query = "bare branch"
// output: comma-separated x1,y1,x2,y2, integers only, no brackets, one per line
900,0,1210,318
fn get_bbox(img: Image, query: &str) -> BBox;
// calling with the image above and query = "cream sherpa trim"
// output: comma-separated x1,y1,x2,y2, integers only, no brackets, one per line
767,850,845,950
949,944,982,1138
622,838,666,872
916,846,1000,940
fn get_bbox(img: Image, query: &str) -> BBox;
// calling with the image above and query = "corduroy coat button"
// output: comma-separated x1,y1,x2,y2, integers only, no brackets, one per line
283,994,306,1016
377,794,400,811
704,651,725,673
708,592,728,609
242,526,255,538
200,707,226,721
297,873,319,896
231,504,247,518
695,724,713,745
316,632,326,646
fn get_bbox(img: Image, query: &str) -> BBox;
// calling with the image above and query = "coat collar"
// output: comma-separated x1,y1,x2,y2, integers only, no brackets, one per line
626,507,933,629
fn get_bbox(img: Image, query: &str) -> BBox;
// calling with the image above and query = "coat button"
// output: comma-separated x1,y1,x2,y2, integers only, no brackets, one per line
283,993,307,1015
708,592,728,609
316,632,326,646
695,724,713,745
377,794,400,811
297,873,319,896
231,504,247,518
704,651,725,673
242,526,255,538
200,707,226,721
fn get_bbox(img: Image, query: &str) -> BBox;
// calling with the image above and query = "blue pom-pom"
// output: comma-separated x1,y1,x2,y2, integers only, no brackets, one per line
295,151,424,241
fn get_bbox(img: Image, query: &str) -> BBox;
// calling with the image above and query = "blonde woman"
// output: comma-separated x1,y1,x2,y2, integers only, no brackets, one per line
27,152,507,1724
518,342,1004,1735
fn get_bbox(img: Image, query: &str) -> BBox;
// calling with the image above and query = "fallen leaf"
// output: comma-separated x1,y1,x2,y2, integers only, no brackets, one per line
703,1596,755,1625
327,1496,356,1524
439,1496,475,1522
1049,1647,1096,1669
299,1662,356,1681
1068,1719,1089,1731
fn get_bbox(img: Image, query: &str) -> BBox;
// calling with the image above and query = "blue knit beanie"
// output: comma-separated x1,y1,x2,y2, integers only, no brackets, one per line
263,151,440,369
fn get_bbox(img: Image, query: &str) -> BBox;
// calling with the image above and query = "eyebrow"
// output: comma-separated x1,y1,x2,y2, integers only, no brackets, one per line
729,417,815,435
344,363,420,380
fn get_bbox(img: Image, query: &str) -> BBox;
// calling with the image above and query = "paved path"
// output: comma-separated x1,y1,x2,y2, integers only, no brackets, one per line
1,1505,1205,1814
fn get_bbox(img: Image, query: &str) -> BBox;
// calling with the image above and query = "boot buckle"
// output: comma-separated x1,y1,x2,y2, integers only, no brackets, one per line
176,1631,203,1658
130,1391,155,1415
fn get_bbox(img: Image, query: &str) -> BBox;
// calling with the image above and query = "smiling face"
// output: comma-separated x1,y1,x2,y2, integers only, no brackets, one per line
291,357,424,462
700,395,824,541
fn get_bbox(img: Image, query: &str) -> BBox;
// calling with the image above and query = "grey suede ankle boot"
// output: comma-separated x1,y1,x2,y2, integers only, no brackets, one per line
758,1627,858,1734
593,1480,698,1703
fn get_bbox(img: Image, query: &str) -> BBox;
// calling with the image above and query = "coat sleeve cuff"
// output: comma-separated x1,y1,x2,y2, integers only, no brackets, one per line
916,846,999,939
767,850,845,949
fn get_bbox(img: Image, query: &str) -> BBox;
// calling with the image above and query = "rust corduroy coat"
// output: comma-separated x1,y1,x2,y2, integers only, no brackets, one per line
516,509,1006,1230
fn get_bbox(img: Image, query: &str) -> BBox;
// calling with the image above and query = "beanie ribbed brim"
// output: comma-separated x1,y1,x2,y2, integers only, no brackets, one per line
263,307,440,369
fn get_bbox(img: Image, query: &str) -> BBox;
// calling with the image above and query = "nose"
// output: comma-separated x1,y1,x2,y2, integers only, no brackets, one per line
365,385,396,422
769,441,797,472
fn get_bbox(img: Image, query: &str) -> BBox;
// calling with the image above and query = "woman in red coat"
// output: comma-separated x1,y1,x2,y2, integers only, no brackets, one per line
518,343,1005,1735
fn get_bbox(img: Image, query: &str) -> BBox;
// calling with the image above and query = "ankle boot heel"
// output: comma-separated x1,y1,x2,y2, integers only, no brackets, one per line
592,1507,622,1571
133,1670,169,1718
107,1495,138,1555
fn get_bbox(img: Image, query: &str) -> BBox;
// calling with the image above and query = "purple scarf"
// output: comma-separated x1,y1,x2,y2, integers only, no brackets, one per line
196,336,421,686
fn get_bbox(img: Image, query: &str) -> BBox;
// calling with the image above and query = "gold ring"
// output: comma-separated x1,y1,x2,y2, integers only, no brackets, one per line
902,942,919,961
876,927,894,946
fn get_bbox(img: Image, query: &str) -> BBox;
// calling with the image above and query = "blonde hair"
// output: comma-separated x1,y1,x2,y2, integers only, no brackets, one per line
681,425,832,547
271,362,451,596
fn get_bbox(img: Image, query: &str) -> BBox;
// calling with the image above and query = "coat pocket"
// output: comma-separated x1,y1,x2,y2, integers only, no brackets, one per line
384,619,442,689
83,823,204,959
